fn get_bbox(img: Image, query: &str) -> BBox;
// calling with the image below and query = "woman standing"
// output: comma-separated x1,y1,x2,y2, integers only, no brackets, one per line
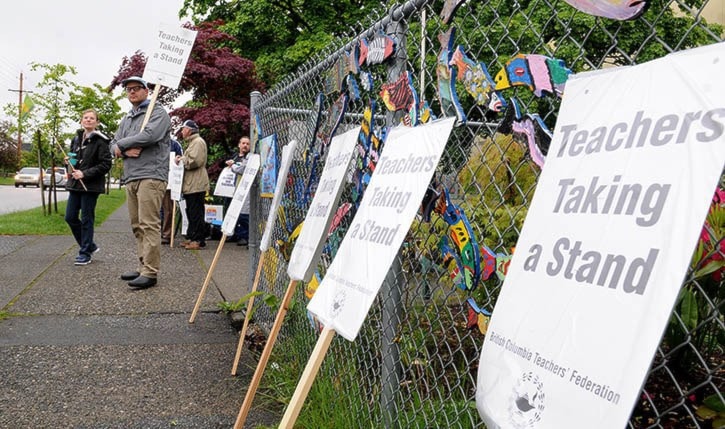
65,108,112,265
177,120,210,250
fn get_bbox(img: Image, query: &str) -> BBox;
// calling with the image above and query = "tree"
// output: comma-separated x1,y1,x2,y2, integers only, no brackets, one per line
0,120,18,173
66,83,124,137
111,21,265,156
179,0,386,84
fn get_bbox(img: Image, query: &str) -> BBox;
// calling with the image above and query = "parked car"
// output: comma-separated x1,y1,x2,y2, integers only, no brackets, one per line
43,167,68,188
14,167,41,188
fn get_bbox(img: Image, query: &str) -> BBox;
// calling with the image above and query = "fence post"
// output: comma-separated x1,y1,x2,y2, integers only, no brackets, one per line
380,14,408,429
249,90,262,285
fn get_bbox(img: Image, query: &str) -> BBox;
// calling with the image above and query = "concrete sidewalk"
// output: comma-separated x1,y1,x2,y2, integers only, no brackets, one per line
0,203,277,428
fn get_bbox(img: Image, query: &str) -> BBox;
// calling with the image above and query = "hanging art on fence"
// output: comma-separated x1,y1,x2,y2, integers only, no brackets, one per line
440,0,468,25
359,31,396,65
437,28,467,123
497,97,552,168
494,53,571,98
562,0,649,20
450,46,505,112
352,101,376,206
259,134,279,198
467,297,491,334
379,70,420,126
324,57,348,95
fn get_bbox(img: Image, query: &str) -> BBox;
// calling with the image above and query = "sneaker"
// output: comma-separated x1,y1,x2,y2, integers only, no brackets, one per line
75,255,92,266
92,245,100,254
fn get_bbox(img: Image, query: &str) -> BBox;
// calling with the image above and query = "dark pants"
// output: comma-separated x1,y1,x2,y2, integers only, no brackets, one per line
65,190,99,257
161,190,174,240
234,213,249,242
184,192,206,244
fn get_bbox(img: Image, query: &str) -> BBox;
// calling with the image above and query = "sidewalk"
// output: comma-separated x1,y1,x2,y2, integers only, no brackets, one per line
0,203,277,428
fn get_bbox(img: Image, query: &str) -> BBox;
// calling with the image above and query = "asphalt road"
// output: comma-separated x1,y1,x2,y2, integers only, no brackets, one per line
0,184,69,215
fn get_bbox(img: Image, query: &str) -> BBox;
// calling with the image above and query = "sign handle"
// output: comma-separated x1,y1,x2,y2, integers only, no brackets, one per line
189,234,227,323
231,251,266,375
170,202,176,248
140,85,161,129
233,279,299,429
279,326,336,428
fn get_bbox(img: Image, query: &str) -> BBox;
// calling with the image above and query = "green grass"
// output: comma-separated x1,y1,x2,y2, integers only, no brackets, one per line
0,189,126,235
0,176,14,186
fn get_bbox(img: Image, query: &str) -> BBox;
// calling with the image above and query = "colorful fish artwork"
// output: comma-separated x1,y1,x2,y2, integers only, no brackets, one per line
359,32,396,66
277,220,304,262
496,252,513,281
497,97,551,168
435,187,481,291
352,101,376,207
345,46,360,75
379,71,420,126
324,57,348,95
466,297,491,334
562,0,649,20
479,244,497,281
450,46,505,112
494,54,571,98
440,0,468,25
359,70,374,92
437,28,467,124
259,134,279,198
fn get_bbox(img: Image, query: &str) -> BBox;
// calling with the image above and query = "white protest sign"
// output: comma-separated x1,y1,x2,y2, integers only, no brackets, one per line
260,140,298,252
221,154,260,236
213,166,237,198
287,127,360,282
178,199,188,235
143,23,197,89
476,42,725,428
307,117,456,341
168,152,184,201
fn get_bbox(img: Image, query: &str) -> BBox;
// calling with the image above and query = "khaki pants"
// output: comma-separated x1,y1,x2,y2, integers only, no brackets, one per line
126,179,166,278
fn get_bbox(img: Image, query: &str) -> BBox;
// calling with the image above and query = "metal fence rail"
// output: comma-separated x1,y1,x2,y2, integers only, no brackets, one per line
246,1,724,427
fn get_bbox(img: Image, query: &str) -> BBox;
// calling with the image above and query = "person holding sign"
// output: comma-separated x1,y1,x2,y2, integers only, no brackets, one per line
64,108,112,266
226,136,251,246
177,120,210,250
111,76,171,289
161,137,183,245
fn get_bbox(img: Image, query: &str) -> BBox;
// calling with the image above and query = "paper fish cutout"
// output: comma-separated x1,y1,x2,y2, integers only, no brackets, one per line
323,57,348,95
420,178,442,222
435,187,481,291
450,46,505,112
479,244,497,281
347,75,361,101
359,71,374,92
277,220,304,262
418,100,436,124
440,0,468,25
494,54,571,98
496,253,513,281
359,32,396,65
379,71,420,126
466,297,491,334
562,0,648,20
498,97,551,168
437,28,467,124
352,101,376,206
345,47,360,75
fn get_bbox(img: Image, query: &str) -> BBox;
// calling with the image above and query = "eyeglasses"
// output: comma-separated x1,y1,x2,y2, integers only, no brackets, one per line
125,86,145,93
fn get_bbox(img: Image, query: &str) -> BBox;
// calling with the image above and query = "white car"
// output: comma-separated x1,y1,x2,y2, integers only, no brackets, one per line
43,167,68,188
14,167,41,188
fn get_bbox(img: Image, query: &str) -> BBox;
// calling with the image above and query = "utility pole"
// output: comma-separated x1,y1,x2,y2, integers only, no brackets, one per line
8,73,33,169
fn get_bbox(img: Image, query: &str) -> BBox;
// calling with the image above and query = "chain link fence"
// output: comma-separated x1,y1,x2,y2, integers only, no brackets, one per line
244,0,724,427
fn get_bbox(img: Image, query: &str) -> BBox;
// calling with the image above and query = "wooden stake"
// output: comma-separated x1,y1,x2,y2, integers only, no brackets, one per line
231,252,266,375
53,139,87,191
233,279,299,429
189,234,227,323
279,326,336,428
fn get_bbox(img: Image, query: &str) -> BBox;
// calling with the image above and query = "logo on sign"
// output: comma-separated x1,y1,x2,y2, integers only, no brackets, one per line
507,371,545,428
330,289,347,318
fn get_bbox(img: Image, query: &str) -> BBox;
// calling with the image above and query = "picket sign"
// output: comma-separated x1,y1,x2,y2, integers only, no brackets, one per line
168,152,184,247
278,117,456,427
189,154,260,324
233,127,359,429
231,140,298,376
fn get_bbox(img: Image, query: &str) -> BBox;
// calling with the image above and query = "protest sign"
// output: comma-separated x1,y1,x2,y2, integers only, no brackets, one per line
476,42,725,428
168,153,184,201
307,117,456,341
260,140,297,252
142,23,197,89
213,167,237,198
221,154,261,236
287,126,360,282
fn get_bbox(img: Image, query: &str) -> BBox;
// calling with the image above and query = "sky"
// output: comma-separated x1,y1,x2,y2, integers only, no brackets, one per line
0,0,189,121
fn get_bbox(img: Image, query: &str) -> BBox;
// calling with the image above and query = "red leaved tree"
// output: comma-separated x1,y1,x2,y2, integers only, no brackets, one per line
110,20,265,159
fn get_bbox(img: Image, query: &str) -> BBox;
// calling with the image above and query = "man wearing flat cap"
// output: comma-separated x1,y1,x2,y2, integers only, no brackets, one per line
110,76,171,289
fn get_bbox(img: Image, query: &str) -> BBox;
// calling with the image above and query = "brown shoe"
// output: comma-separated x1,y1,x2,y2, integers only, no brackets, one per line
181,240,191,247
184,241,202,250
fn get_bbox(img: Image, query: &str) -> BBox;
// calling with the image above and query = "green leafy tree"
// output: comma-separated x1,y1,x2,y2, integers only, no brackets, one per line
66,83,124,138
0,120,19,173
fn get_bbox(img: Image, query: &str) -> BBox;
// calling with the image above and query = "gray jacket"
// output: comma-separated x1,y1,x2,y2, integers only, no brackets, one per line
111,99,171,183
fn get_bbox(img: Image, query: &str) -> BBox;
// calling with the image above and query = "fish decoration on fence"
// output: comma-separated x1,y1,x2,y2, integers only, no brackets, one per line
437,28,467,124
277,219,304,262
440,0,468,25
562,0,649,20
379,70,420,126
466,297,491,334
304,92,349,205
435,187,481,291
450,46,506,112
497,97,551,168
359,32,396,66
359,70,374,92
494,54,571,98
352,101,376,206
323,56,348,95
